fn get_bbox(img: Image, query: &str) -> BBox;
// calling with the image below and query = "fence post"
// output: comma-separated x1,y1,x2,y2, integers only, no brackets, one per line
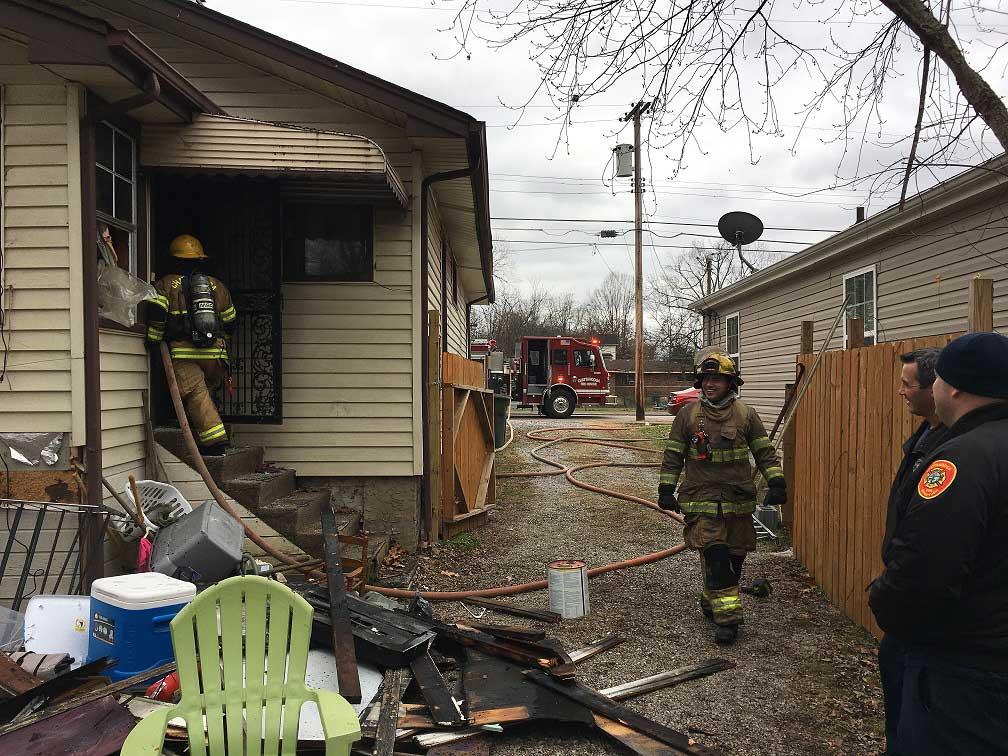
847,318,864,348
784,320,814,531
968,277,994,333
426,312,442,543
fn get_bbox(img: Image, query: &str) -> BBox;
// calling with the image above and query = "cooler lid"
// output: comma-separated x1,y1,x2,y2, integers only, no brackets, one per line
90,572,196,610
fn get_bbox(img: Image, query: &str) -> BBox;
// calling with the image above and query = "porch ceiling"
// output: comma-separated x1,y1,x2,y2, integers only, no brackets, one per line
141,115,409,208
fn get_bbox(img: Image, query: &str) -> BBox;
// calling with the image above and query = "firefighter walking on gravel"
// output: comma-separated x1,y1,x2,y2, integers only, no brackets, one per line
146,234,237,454
657,351,787,644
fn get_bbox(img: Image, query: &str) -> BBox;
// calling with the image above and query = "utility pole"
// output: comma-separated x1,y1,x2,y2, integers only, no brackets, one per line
623,100,651,422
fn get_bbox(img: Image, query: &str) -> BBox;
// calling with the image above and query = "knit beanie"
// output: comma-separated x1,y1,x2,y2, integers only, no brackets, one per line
935,332,1008,399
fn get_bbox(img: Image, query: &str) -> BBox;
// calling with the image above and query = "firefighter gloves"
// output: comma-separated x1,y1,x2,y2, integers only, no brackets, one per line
657,484,680,513
763,478,787,507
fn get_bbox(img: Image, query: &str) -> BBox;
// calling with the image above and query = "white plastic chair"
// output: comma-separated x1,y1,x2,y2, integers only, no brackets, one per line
110,480,193,543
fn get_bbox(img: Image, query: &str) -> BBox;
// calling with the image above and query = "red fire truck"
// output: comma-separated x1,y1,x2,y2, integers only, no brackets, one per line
513,336,610,418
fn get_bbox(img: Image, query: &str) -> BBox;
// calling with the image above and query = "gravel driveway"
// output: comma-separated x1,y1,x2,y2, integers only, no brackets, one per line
403,418,886,756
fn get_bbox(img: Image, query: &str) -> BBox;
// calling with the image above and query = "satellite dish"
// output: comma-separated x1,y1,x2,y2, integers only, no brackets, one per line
718,211,764,249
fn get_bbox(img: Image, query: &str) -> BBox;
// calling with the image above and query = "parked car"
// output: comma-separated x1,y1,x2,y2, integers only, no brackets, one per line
666,387,700,415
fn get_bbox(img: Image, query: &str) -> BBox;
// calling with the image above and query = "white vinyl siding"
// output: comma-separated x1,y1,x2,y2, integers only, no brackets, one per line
699,193,1008,430
0,38,79,439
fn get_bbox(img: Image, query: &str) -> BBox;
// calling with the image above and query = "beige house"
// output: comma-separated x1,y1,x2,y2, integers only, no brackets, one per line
0,0,493,577
694,156,1008,429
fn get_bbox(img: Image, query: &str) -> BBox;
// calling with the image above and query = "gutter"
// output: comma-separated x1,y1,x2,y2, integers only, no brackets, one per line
420,165,478,543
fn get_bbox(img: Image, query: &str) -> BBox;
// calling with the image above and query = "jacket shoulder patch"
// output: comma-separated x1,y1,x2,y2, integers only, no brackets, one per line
917,459,958,500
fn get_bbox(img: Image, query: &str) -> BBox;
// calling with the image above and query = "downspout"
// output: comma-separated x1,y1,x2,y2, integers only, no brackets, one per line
466,294,490,359
79,110,103,589
420,165,477,543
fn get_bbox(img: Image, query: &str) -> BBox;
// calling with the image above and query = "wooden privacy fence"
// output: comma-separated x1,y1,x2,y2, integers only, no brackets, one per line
792,333,957,637
437,352,495,539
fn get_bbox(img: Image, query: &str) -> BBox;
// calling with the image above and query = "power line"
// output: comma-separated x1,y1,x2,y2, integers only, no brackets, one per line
489,186,863,205
497,238,800,254
491,216,842,233
491,226,817,244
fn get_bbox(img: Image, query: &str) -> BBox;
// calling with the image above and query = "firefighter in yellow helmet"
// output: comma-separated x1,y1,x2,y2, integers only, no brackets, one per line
657,350,786,644
146,235,237,453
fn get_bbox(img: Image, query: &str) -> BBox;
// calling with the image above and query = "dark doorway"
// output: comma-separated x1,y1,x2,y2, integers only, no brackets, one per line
527,338,548,390
151,175,283,424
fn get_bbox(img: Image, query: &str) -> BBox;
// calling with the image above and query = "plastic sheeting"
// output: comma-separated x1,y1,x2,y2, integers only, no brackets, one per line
96,259,157,327
0,432,63,467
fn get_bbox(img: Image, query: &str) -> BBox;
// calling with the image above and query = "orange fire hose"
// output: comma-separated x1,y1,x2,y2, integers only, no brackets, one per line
161,348,682,598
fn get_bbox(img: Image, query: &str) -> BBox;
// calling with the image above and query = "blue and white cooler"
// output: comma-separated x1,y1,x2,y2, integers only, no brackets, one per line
87,572,196,681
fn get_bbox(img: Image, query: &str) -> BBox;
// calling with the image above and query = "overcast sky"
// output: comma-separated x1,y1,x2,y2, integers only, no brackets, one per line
206,0,1008,295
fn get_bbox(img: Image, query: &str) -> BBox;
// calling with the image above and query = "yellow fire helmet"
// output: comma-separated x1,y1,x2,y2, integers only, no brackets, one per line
169,234,207,260
693,350,743,388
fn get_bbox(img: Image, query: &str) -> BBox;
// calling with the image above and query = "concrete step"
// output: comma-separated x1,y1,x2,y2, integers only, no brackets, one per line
257,489,330,540
222,469,296,512
154,428,263,483
294,512,360,559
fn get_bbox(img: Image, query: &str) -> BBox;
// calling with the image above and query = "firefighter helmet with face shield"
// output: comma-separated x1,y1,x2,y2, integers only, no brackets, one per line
693,350,743,389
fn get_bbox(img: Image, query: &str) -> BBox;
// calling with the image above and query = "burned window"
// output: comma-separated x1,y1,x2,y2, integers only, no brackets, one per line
283,204,374,282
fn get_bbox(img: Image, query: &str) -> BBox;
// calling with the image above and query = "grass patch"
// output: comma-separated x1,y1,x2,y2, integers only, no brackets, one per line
445,532,481,550
638,422,672,450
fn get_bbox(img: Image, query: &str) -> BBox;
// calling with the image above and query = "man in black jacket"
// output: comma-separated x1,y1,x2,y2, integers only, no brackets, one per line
878,348,950,754
869,332,1008,756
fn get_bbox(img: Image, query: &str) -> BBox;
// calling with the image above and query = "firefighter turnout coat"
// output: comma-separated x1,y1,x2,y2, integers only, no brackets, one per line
660,399,784,516
146,273,236,360
870,401,1008,669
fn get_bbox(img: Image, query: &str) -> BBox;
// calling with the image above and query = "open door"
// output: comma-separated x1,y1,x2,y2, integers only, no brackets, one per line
152,175,283,424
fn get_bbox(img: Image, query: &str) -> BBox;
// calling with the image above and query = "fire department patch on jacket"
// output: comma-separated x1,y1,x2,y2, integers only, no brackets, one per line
918,459,958,500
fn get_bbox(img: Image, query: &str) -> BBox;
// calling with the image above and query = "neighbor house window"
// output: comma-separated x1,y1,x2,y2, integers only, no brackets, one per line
843,265,877,346
283,203,374,282
725,312,740,371
96,121,137,274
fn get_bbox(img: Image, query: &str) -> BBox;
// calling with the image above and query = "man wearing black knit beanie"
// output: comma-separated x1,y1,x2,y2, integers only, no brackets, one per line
869,331,1008,756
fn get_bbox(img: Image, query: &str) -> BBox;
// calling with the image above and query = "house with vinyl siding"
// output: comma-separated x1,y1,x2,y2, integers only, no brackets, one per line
693,156,1008,432
0,0,493,591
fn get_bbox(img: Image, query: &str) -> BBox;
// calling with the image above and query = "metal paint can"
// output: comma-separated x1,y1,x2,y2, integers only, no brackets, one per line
547,559,589,619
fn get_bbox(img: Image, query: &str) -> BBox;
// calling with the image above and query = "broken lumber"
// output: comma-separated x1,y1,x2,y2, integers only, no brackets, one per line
460,623,546,642
372,668,406,756
0,657,113,725
524,670,723,755
410,652,466,728
0,694,134,756
460,596,560,623
599,659,736,701
568,634,624,664
594,713,685,756
323,503,362,703
0,655,42,698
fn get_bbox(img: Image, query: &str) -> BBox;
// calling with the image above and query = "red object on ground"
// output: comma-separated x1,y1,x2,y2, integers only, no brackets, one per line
667,387,700,415
145,671,180,702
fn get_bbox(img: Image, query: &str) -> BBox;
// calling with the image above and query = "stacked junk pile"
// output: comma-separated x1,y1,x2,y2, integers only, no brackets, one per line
0,477,735,755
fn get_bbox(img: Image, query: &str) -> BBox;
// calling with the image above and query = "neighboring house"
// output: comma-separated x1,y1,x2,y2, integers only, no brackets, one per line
693,156,1008,429
0,0,492,566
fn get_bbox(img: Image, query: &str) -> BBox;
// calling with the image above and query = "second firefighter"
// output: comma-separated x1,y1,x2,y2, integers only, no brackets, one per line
658,351,786,644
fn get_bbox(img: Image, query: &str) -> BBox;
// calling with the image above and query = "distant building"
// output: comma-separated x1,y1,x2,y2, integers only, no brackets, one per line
604,359,693,407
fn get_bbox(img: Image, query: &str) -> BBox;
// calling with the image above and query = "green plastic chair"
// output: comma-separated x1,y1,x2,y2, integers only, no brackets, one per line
121,575,361,756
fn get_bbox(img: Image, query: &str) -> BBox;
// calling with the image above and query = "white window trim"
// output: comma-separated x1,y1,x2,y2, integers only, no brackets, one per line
842,264,878,346
95,121,137,274
725,311,740,394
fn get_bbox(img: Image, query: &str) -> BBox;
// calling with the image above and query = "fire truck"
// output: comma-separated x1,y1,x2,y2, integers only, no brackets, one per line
512,336,610,418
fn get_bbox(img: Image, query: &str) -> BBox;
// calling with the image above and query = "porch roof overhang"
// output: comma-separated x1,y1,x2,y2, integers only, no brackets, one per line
141,115,409,208
4,0,221,123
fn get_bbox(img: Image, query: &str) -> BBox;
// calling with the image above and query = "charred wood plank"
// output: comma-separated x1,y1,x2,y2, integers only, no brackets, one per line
459,596,560,623
594,713,686,756
409,652,466,727
322,504,361,704
568,634,625,664
0,655,42,699
0,694,134,756
372,668,406,756
460,623,546,642
0,657,114,725
524,670,724,755
599,660,736,702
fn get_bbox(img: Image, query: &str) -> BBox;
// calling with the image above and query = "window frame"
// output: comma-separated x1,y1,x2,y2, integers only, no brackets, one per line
281,202,376,283
95,120,138,275
552,348,568,366
573,349,597,370
842,264,878,346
